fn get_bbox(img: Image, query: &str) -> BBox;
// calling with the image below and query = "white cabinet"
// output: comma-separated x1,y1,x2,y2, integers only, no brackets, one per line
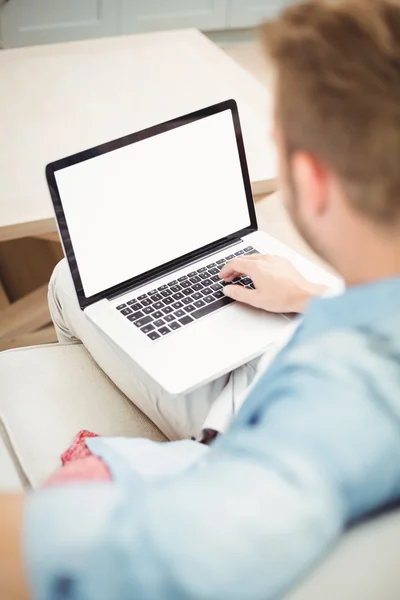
0,1,296,48
228,0,294,28
121,1,228,34
0,0,119,47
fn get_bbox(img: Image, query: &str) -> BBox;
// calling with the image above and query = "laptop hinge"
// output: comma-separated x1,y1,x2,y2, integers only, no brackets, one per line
107,237,244,301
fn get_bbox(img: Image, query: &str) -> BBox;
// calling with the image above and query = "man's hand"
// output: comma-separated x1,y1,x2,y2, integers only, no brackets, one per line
220,254,327,314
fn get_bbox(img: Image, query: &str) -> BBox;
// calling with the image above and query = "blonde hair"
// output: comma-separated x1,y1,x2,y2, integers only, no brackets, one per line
260,0,400,224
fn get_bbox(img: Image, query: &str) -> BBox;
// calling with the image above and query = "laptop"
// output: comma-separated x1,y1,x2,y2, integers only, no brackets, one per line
46,99,334,396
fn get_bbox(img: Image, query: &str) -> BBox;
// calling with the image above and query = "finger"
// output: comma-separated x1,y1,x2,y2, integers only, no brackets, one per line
220,269,242,283
220,257,260,281
224,283,259,307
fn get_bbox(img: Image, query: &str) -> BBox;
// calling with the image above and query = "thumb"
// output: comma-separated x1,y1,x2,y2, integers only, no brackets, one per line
224,284,258,307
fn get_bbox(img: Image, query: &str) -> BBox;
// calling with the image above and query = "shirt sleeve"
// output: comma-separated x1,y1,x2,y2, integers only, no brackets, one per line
24,331,400,600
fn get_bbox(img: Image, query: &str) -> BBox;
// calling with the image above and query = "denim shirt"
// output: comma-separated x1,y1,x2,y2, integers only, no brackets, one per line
25,276,400,600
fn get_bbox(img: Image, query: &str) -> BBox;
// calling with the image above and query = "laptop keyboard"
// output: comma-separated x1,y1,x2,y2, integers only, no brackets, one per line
115,246,259,341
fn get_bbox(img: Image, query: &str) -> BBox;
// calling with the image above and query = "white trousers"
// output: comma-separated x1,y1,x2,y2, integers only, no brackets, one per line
48,260,297,440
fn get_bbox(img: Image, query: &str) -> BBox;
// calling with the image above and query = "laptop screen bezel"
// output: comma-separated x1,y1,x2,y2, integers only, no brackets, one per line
46,99,258,310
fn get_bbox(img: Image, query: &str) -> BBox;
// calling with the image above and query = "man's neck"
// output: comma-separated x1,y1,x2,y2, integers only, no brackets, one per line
338,233,400,287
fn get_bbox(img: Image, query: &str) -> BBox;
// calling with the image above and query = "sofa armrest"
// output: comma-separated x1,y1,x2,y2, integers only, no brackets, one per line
285,509,400,600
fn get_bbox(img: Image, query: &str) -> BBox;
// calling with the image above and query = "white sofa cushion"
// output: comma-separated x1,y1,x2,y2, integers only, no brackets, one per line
0,343,166,488
0,430,24,491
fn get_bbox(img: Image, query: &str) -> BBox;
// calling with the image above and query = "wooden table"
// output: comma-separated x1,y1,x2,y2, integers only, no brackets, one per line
0,29,276,242
0,29,276,347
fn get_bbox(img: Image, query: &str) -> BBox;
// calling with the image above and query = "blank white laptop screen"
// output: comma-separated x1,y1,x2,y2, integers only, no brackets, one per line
55,109,251,298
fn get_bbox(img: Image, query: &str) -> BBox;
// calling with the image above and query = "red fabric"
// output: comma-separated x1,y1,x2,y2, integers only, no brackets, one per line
45,430,112,487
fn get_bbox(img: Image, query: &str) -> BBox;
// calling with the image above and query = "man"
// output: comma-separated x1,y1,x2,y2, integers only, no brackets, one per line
1,0,400,598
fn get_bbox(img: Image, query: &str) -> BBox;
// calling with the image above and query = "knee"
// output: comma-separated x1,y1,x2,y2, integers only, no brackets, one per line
48,258,76,309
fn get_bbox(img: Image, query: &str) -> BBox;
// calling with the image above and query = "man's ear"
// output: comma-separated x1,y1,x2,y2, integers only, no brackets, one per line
292,152,329,217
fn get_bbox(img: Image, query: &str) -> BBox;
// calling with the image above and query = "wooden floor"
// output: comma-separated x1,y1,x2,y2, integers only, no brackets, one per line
1,41,307,352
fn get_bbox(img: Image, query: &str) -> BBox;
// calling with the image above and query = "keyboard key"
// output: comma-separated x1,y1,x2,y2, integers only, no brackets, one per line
120,308,132,316
168,280,178,286
248,283,256,289
164,314,176,323
116,303,127,310
194,300,205,308
185,304,196,313
127,300,138,306
211,283,222,291
141,298,152,307
179,315,193,326
169,321,181,331
209,268,219,275
148,289,158,296
170,285,181,293
161,289,173,297
158,285,168,291
172,301,183,310
181,280,192,288
201,278,212,287
189,275,201,284
183,288,193,296
201,287,213,296
134,316,153,328
163,297,174,305
153,311,163,320
151,293,163,302
192,283,203,291
241,277,252,285
192,292,202,300
153,301,164,310
172,292,184,300
182,297,193,305
226,254,235,260
127,311,144,321
154,319,165,328
192,296,234,320
178,275,188,282
129,302,142,311
138,294,147,301
244,246,253,252
197,267,207,273
162,306,174,314
245,250,260,256
174,309,186,318
143,306,155,314
235,250,244,256
141,324,155,334
188,271,197,277
211,275,220,282
204,295,214,304
199,272,209,280
207,263,216,268
158,326,171,336
213,290,224,299
148,331,160,341
216,259,225,264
